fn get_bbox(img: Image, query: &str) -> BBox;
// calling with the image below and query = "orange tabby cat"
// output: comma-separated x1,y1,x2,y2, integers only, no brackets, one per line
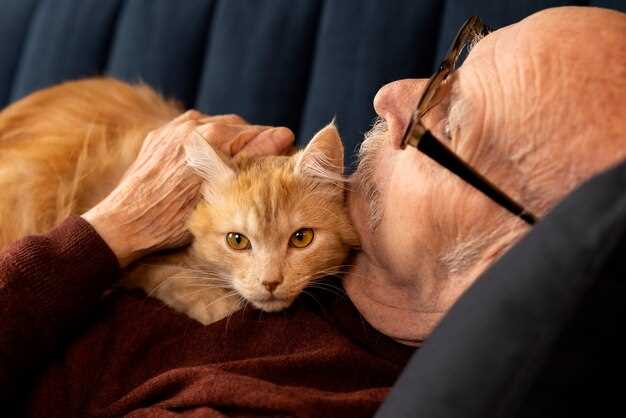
0,78,359,325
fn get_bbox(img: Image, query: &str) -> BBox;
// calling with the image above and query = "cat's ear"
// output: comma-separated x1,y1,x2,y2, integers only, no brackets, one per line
295,121,344,181
185,134,234,193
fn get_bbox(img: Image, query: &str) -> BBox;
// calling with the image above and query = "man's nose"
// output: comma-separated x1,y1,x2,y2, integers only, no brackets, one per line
373,79,427,138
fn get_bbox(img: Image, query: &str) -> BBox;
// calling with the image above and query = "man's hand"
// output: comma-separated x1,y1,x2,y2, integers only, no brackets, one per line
82,110,294,267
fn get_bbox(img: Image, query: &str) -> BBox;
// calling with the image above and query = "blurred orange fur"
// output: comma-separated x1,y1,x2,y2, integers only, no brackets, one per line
0,78,181,248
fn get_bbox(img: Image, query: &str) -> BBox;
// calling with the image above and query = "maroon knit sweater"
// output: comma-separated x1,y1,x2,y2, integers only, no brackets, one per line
0,216,414,417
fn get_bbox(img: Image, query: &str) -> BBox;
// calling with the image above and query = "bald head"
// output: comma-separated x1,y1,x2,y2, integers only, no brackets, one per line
453,6,626,216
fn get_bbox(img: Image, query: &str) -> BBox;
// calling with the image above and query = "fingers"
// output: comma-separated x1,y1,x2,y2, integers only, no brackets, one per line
172,111,249,130
198,114,248,125
192,124,263,154
236,127,295,158
173,109,205,123
169,111,294,158
192,123,292,157
174,110,249,126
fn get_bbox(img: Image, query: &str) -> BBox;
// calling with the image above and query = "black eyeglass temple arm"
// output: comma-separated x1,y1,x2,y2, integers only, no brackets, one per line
416,131,537,225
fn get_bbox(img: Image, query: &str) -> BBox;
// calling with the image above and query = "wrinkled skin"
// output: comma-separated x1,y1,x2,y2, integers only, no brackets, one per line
345,6,626,345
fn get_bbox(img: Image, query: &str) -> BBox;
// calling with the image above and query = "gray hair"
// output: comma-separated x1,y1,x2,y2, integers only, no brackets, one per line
352,117,389,231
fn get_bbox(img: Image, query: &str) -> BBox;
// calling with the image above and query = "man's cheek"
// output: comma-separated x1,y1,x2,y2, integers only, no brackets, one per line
376,153,434,278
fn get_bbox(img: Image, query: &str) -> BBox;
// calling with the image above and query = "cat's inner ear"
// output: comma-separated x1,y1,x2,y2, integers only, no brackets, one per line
295,122,345,180
185,134,234,198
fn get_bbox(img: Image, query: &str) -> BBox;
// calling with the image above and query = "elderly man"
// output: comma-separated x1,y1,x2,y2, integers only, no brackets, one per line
346,5,626,345
1,5,625,417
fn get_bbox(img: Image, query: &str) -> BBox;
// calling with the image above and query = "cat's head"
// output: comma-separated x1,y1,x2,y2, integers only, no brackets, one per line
185,123,359,312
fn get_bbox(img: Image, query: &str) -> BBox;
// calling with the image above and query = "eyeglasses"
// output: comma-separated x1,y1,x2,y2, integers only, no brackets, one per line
400,16,537,225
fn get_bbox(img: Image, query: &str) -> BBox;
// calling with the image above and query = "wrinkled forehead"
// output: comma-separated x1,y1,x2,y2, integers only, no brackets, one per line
456,16,532,80
444,21,523,123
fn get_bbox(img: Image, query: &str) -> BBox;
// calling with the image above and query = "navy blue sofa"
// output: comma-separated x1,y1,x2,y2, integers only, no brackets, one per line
2,1,625,417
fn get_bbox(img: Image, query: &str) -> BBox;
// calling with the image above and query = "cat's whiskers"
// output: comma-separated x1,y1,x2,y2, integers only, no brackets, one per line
290,264,354,287
309,274,339,286
146,275,182,297
314,264,370,281
143,268,232,297
170,275,230,283
287,263,356,300
301,290,324,309
314,263,355,273
307,276,344,290
203,290,241,309
183,284,232,291
180,274,233,293
223,295,247,332
184,288,232,299
137,262,223,276
306,283,346,299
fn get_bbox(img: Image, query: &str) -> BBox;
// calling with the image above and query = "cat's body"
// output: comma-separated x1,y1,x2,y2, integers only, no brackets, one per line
0,78,180,246
0,78,358,325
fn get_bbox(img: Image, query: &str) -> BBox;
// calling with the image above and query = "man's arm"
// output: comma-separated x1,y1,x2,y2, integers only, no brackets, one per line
0,216,119,405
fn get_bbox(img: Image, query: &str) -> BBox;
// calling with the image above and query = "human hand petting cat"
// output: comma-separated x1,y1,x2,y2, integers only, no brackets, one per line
82,110,294,267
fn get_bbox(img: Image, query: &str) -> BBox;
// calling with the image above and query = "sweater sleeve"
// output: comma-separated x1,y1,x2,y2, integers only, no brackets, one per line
0,216,120,405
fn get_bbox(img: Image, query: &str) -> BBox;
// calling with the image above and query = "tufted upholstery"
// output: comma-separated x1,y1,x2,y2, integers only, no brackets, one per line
1,0,624,170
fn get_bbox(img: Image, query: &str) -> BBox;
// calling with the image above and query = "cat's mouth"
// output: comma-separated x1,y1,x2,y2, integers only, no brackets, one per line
249,296,293,312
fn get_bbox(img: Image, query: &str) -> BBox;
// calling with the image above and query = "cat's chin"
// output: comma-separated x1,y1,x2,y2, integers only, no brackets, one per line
250,298,293,312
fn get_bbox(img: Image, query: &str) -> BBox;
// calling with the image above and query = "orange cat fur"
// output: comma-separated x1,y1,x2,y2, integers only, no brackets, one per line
0,78,359,325
0,78,180,246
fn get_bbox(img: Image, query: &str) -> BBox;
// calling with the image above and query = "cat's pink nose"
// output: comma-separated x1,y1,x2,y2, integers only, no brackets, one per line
262,280,280,293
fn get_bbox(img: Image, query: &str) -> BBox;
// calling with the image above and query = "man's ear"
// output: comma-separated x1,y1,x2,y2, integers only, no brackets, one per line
294,122,345,181
185,134,234,200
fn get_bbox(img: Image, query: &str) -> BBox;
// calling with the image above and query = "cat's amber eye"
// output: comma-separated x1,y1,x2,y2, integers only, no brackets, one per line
226,232,251,250
289,228,314,248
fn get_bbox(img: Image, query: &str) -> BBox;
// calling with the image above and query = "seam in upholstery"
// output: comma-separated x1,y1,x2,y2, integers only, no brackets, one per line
289,0,326,137
295,0,330,142
6,0,41,103
102,0,129,75
188,0,219,107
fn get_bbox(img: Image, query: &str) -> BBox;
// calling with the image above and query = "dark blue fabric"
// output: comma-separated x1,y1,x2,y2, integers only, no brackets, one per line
591,0,626,9
195,0,322,142
376,159,626,417
9,0,123,101
107,0,216,108
0,0,38,107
